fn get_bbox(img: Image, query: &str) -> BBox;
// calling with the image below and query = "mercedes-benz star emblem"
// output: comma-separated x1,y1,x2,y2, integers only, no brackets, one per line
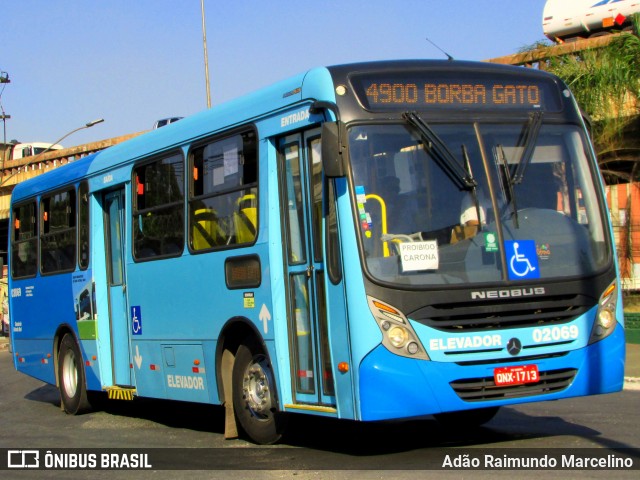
507,338,522,356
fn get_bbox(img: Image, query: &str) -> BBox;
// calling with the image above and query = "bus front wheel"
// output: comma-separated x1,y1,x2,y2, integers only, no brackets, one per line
58,333,92,415
232,341,283,444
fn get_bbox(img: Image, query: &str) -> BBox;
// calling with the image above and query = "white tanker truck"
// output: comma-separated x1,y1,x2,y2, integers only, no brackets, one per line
543,0,640,42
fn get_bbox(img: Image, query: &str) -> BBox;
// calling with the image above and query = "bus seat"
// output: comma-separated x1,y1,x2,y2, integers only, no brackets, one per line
235,195,257,243
193,208,225,249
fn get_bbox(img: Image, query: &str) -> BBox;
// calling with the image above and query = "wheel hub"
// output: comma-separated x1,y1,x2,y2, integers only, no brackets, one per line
62,350,78,398
242,358,272,417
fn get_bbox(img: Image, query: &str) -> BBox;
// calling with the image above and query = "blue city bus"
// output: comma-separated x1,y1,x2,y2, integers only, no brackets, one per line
9,60,625,444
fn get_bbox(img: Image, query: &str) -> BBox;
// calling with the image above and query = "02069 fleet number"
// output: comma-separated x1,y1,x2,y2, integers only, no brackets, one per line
532,325,579,343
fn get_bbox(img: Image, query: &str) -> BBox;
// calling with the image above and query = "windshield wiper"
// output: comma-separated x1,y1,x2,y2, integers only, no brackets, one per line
496,144,519,228
461,144,482,231
403,111,476,190
512,110,543,184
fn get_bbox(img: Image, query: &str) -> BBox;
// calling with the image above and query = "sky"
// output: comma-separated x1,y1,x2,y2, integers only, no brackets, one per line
1,0,549,147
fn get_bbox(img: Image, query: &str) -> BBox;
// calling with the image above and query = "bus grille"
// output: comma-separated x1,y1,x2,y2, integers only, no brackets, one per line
450,368,577,402
411,294,593,332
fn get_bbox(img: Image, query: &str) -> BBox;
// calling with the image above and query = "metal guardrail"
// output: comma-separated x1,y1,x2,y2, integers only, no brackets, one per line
624,312,640,344
624,312,640,329
485,34,618,67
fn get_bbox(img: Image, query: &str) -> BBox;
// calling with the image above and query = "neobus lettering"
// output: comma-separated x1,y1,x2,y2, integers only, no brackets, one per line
471,287,545,300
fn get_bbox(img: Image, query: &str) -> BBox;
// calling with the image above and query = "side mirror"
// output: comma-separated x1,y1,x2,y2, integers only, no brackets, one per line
321,121,348,178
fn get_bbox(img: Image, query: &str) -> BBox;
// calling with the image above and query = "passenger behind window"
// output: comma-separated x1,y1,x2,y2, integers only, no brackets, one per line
452,189,491,243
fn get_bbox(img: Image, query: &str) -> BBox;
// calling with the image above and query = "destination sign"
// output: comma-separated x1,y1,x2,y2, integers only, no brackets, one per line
351,72,563,112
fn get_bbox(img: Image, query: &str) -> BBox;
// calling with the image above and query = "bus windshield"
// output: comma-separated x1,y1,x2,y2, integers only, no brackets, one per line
349,120,610,286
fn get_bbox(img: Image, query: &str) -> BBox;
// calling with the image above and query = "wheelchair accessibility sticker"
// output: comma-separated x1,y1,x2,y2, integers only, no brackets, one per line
131,306,142,335
505,240,540,280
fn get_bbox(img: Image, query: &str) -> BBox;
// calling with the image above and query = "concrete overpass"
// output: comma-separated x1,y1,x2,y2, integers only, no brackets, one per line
0,132,143,219
0,132,143,266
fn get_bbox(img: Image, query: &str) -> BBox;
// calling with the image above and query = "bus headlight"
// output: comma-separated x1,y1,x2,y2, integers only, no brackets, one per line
589,281,619,344
367,296,429,360
388,326,409,348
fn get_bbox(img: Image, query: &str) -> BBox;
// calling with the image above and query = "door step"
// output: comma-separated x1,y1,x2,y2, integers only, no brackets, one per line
105,386,136,401
284,403,337,414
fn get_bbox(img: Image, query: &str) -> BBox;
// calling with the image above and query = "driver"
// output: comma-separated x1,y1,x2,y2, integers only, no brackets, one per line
460,189,490,227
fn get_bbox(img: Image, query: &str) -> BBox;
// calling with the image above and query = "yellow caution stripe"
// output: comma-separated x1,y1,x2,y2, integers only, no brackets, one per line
105,387,136,401
284,404,337,414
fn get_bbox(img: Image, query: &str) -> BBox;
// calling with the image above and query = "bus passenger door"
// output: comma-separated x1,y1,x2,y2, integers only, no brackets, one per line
279,129,341,408
104,189,132,386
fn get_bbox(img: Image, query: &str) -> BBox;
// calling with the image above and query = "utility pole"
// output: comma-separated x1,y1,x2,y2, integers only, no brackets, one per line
1,71,11,168
201,0,212,108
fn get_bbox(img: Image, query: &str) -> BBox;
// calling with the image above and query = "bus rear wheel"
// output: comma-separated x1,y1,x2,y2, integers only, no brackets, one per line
232,341,283,444
58,333,92,415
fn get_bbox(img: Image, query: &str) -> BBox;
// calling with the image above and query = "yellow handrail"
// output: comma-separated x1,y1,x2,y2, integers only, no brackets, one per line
364,194,390,257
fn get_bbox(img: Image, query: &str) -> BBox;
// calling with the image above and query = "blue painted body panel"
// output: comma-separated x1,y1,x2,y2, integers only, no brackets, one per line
359,325,625,421
9,66,338,409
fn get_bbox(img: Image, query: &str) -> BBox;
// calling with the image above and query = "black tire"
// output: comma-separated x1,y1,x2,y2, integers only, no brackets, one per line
434,406,500,428
58,333,92,415
232,340,284,444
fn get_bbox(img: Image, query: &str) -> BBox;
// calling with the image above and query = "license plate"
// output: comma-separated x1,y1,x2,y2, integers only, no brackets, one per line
493,364,539,386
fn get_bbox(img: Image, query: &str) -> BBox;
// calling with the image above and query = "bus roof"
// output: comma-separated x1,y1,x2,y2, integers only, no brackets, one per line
11,66,332,203
10,60,564,204
11,152,99,203
85,66,333,178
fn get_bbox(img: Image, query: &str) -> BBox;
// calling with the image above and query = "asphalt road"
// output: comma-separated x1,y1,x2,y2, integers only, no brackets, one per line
0,347,638,479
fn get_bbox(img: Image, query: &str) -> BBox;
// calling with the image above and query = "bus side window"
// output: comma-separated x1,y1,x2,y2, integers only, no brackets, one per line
78,182,90,270
11,202,38,278
40,189,77,274
132,153,185,260
189,130,258,251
